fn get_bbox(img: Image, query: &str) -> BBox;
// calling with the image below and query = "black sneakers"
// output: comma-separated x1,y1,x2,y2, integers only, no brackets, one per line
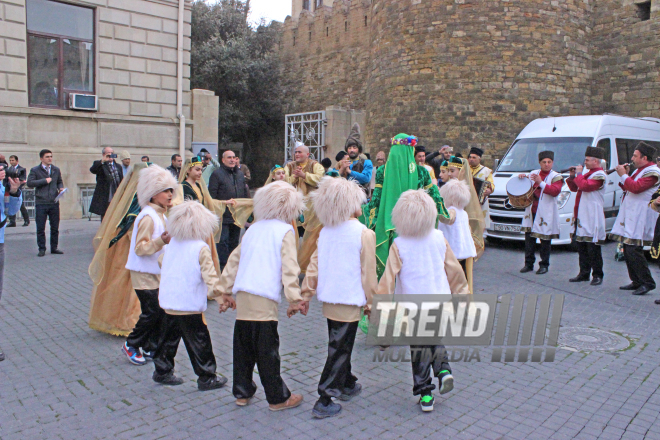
0,347,5,362
438,370,454,394
312,399,342,418
198,375,227,391
419,394,434,412
152,371,184,386
339,383,362,401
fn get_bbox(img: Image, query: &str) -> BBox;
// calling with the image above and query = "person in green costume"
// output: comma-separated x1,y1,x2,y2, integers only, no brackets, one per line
362,133,450,278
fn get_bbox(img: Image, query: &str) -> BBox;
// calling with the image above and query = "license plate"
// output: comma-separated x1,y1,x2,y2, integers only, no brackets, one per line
493,224,521,233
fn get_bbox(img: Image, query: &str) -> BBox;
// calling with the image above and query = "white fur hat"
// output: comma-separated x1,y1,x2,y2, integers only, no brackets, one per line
167,201,219,241
392,189,437,238
253,180,304,223
439,178,471,210
137,164,178,208
311,177,366,226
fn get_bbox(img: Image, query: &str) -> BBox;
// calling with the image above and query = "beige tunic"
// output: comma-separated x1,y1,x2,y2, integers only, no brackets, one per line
301,226,378,322
376,240,469,296
284,160,325,195
218,230,303,321
129,203,166,290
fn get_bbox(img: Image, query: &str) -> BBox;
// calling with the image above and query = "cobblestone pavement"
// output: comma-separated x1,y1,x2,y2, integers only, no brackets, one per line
2,220,660,440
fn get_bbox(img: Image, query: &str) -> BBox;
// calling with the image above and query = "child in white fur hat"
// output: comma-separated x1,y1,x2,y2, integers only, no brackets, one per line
123,164,177,367
218,181,308,412
302,177,377,419
153,201,228,391
376,189,468,412
437,178,477,289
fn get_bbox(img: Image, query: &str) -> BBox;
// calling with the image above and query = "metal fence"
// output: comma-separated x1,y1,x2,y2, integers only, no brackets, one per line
15,186,99,220
79,185,100,220
21,188,36,219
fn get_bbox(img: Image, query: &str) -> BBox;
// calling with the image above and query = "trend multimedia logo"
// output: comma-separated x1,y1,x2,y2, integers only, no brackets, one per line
367,294,564,363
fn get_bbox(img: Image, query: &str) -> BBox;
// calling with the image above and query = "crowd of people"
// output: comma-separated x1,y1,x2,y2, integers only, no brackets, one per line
3,123,660,417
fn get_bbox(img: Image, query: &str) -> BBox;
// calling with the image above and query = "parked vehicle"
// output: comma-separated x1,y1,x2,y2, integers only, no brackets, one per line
487,114,660,245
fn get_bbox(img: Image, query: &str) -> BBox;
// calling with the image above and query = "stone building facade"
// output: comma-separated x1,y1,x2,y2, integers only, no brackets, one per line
0,0,218,219
280,0,660,164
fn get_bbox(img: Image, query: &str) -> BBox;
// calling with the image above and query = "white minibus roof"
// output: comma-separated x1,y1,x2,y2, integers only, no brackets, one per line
517,115,660,141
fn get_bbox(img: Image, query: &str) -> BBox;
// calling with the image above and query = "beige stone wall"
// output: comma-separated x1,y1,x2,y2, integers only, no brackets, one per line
191,89,219,143
0,0,214,220
324,106,364,164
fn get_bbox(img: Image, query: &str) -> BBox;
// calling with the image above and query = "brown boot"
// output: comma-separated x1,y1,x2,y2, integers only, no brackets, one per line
268,394,303,412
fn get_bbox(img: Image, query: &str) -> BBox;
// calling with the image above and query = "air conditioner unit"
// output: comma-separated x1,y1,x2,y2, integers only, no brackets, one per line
69,93,98,111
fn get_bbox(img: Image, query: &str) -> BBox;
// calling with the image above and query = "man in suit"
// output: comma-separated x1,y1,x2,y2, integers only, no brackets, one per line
89,147,123,220
27,149,65,257
7,155,29,227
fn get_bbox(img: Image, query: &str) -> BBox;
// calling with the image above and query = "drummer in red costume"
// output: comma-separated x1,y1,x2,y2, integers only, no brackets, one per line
566,146,607,286
518,151,564,275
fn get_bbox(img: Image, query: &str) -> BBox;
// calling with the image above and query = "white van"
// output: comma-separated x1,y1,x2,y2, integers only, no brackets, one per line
486,114,660,244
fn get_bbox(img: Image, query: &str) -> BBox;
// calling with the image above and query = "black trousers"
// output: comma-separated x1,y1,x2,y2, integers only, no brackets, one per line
153,313,217,381
126,289,164,353
524,232,551,268
35,204,59,252
217,223,241,268
318,320,359,402
233,320,291,405
8,202,29,223
577,241,604,279
623,244,655,288
410,345,451,396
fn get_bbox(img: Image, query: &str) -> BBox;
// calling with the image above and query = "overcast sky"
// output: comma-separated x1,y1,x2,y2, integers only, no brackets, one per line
248,0,291,25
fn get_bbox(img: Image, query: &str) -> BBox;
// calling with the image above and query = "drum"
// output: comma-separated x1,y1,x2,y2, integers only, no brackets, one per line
506,177,534,209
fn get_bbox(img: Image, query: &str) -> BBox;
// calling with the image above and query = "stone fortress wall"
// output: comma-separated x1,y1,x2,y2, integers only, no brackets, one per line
279,0,660,163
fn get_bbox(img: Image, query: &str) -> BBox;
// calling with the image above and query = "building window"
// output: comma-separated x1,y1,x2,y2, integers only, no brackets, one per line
302,0,310,11
315,0,323,9
26,0,95,109
326,27,329,37
636,1,651,21
345,21,348,32
365,16,368,26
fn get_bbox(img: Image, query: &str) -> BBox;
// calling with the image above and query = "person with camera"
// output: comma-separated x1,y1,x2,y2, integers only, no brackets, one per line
27,149,65,257
90,147,124,220
0,166,24,361
7,155,29,227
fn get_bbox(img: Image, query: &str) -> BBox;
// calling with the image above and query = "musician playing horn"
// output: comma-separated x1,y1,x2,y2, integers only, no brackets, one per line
468,147,494,217
609,141,660,296
566,146,607,286
519,151,564,275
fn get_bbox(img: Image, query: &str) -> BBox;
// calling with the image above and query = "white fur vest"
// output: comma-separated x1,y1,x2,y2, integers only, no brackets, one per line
125,205,166,274
317,220,366,306
158,238,209,313
394,230,452,296
233,219,294,302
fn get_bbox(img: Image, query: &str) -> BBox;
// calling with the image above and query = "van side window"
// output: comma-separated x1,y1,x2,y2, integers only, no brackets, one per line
597,138,611,169
616,138,660,165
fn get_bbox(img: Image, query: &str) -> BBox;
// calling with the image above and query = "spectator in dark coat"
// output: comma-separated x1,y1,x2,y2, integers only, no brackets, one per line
167,154,182,179
89,147,124,219
208,150,249,269
7,155,29,227
27,149,65,257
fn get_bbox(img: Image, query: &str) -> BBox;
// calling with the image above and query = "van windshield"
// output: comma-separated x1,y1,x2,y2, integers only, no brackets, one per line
498,137,594,172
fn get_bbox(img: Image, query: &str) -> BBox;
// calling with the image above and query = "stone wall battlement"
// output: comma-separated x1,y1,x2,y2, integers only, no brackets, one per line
280,0,660,162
